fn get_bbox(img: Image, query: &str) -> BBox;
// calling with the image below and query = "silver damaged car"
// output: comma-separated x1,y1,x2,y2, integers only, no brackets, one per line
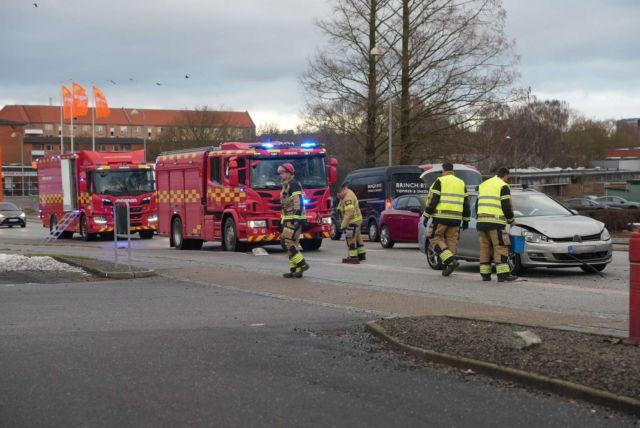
418,188,613,275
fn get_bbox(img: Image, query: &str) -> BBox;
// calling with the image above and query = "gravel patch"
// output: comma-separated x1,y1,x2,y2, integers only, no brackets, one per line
378,316,640,401
0,254,86,274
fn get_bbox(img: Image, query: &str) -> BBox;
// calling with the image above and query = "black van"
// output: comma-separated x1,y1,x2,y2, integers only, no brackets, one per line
331,166,428,241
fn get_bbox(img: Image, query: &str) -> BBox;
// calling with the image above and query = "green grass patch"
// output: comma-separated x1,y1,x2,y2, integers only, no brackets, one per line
23,209,36,214
23,253,96,260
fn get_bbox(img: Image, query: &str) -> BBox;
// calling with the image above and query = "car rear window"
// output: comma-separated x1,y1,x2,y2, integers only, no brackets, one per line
392,173,428,198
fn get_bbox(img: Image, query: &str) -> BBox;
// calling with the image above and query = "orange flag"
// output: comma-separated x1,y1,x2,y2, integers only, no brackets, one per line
93,86,111,118
72,82,89,116
62,85,73,119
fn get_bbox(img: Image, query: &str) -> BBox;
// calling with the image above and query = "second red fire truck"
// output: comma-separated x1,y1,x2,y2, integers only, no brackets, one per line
37,150,157,241
155,141,337,251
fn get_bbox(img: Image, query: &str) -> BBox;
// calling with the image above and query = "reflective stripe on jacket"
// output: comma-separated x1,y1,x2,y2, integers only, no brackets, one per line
477,176,511,226
281,177,306,221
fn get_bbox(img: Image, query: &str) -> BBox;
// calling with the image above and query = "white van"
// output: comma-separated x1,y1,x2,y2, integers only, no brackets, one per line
420,163,483,188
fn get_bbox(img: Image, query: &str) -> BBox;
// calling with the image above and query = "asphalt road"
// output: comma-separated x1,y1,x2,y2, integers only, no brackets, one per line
1,277,635,427
0,221,630,335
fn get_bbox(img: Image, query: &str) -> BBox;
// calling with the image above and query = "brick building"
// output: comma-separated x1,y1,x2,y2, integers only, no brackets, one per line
0,105,256,162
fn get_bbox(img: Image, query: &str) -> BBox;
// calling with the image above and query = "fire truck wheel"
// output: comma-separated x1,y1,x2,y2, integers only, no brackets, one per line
81,216,97,242
172,217,191,250
300,239,323,251
223,217,243,252
139,230,154,240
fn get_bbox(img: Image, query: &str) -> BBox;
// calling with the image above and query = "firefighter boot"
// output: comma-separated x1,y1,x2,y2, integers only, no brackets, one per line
481,274,492,282
358,253,366,261
497,273,518,283
283,268,297,279
442,259,460,277
297,260,310,274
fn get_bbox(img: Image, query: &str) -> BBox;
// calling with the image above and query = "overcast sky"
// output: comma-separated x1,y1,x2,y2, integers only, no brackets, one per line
1,0,638,129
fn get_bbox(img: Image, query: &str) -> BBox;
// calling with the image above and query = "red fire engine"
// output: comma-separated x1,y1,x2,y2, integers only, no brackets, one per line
155,141,337,251
37,150,157,241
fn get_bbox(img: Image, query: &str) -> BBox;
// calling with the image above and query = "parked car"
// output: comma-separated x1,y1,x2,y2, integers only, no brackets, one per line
576,195,599,201
595,196,640,209
379,194,429,248
335,166,428,242
418,189,613,275
563,198,621,212
0,202,27,228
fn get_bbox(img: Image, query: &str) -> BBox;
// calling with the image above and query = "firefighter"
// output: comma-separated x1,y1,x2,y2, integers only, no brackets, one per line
279,163,309,278
477,167,518,282
336,184,366,262
422,161,470,276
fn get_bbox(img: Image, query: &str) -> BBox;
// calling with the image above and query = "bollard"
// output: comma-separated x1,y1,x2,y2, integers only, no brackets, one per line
628,232,640,344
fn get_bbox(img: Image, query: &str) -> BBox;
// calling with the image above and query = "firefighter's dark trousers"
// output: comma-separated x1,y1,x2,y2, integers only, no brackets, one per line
283,221,305,271
344,220,365,259
478,228,511,275
428,222,459,266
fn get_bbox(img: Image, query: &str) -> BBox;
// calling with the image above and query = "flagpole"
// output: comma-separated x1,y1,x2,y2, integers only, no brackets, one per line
59,81,64,154
91,81,95,151
70,78,74,152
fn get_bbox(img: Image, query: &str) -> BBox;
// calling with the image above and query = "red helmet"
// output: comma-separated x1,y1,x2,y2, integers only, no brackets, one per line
278,163,295,174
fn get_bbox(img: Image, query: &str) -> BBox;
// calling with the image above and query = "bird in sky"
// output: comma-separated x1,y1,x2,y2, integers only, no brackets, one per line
185,75,189,79
107,80,116,85
156,83,162,86
129,78,134,81
33,3,38,7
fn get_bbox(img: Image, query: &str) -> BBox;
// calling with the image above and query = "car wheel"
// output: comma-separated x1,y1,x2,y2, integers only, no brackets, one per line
380,225,395,249
330,222,342,240
8,225,13,228
81,216,97,242
426,240,442,270
629,206,638,209
508,253,527,276
223,217,242,252
172,217,191,250
368,220,380,242
581,264,606,273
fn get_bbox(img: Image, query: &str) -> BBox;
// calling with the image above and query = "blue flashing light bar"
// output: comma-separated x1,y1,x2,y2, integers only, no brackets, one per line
300,142,317,148
96,162,102,166
303,199,311,204
261,143,274,149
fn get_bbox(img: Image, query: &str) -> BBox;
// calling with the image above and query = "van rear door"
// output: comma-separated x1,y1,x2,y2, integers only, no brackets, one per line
391,172,428,198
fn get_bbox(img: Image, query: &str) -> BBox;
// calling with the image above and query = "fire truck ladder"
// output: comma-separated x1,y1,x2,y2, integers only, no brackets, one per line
42,212,78,243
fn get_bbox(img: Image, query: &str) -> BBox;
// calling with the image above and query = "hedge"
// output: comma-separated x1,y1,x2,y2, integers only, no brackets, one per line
579,209,640,232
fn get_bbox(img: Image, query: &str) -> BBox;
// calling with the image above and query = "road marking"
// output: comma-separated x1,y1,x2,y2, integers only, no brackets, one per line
250,323,265,327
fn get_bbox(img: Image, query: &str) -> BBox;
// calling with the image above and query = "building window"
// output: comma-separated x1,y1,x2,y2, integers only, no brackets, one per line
236,128,243,136
148,127,152,138
214,128,220,136
58,125,62,136
97,126,103,134
99,145,107,152
44,124,53,131
135,126,141,135
120,126,127,135
33,144,43,150
121,145,131,152
83,125,90,131
158,127,163,134
110,126,114,137
111,145,119,152
69,125,77,131
46,145,54,151
227,129,231,138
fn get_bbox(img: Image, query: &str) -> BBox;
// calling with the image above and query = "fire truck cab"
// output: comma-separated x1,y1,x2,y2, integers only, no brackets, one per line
155,141,337,251
37,150,157,241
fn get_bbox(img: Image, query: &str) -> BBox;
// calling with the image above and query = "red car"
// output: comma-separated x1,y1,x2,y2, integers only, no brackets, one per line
379,194,429,248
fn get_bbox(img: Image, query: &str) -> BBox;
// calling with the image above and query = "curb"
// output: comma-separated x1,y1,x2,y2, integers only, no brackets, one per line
365,320,640,416
53,257,155,279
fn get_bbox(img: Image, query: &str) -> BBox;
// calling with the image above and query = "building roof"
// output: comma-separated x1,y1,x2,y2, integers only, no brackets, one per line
0,105,255,128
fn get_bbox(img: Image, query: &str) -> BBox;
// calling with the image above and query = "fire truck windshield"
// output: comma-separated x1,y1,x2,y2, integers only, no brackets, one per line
250,157,327,190
91,169,155,196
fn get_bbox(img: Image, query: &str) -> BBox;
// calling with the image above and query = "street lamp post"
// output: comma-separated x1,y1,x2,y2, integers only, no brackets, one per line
506,135,517,183
11,132,25,197
131,109,146,160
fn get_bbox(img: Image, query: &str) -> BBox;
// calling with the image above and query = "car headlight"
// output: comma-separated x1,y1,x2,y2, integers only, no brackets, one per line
601,228,611,241
248,220,267,228
0,214,4,218
94,216,108,224
322,217,332,224
148,214,158,222
20,212,26,218
523,231,554,243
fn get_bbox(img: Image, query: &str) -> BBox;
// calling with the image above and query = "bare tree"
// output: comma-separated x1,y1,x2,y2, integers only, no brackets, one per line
378,0,522,164
300,0,397,168
257,121,282,141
